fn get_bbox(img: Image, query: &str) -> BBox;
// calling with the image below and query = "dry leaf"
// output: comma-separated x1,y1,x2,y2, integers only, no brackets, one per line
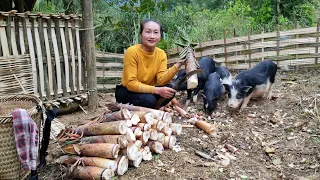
272,158,282,165
73,144,81,155
265,147,275,154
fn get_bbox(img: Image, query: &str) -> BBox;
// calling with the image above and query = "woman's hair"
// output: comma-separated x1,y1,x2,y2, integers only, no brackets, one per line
139,19,163,37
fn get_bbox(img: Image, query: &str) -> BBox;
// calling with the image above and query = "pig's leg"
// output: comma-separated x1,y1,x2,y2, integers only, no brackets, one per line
240,93,253,111
267,83,274,100
192,88,200,103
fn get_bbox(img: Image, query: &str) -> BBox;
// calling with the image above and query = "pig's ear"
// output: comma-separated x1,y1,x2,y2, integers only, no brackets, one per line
222,83,230,92
241,86,252,93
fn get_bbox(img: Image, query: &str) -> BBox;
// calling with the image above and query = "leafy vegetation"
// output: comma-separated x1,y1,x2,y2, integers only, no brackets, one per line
33,0,320,53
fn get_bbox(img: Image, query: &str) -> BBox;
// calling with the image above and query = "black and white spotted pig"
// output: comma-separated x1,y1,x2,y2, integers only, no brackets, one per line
223,60,277,110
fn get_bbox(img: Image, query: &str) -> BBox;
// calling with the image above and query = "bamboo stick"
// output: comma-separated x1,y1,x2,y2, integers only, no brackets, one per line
74,121,127,135
70,166,114,180
63,143,120,159
80,135,128,148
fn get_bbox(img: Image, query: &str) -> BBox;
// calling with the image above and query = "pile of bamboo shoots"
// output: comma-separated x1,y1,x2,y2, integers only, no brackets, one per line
58,104,182,180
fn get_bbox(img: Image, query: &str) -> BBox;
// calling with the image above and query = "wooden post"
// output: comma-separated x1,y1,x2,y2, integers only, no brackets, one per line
276,24,280,66
315,18,320,65
248,28,251,69
82,0,98,110
223,29,227,67
295,22,300,71
233,28,238,64
261,28,264,61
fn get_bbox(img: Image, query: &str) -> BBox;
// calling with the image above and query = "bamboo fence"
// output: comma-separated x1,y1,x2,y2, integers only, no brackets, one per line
0,11,85,101
167,18,320,70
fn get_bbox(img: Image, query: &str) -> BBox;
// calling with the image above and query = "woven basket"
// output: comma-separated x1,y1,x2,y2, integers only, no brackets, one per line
0,94,43,180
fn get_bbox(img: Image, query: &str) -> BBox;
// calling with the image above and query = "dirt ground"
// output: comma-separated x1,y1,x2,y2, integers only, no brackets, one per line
39,68,320,180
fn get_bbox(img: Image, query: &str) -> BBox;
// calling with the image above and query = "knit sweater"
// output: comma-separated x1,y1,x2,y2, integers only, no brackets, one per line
121,44,178,93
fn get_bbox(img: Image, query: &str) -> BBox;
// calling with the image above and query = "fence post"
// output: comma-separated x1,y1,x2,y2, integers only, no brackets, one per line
276,24,280,66
233,28,238,64
248,28,251,69
315,18,320,65
223,29,227,67
295,22,299,60
261,28,264,61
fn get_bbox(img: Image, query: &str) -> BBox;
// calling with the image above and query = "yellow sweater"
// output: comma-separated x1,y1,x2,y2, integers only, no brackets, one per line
121,44,179,93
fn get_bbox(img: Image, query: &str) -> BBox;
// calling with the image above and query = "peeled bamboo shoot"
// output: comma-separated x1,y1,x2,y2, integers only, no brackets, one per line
170,123,182,135
195,120,217,136
146,141,164,154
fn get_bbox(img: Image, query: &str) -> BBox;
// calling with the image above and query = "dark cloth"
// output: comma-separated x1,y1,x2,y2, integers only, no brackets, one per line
115,84,174,108
38,109,58,169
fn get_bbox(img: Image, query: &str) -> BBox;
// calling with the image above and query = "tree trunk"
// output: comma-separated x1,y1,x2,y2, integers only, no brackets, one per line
82,0,97,111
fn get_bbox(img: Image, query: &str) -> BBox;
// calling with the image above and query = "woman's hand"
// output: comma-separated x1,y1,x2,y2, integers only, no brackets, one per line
175,61,186,70
153,87,176,99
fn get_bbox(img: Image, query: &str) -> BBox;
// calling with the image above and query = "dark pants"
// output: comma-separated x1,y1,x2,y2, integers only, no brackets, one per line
115,84,174,108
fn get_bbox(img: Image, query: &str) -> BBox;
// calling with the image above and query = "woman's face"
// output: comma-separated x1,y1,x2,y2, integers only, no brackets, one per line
140,21,161,51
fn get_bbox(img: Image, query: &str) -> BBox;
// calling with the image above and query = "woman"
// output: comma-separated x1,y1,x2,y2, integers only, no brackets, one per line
115,19,184,108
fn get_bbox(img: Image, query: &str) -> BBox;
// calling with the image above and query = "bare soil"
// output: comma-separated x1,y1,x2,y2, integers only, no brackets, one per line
39,68,320,180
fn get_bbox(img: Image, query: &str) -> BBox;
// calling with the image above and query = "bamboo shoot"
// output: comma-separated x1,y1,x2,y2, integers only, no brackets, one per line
62,143,120,159
146,141,164,154
195,120,217,136
114,156,129,175
170,123,182,135
164,136,176,150
74,121,127,135
70,166,114,180
80,135,128,148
